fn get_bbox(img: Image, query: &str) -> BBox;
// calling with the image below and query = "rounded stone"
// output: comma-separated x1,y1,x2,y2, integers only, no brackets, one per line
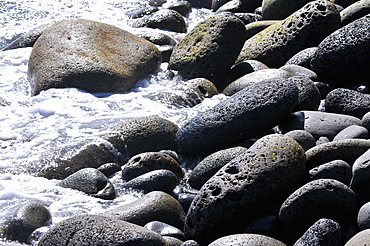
314,81,330,99
232,13,262,25
167,1,192,16
58,168,116,200
188,146,247,190
242,214,281,239
284,130,316,151
293,218,342,246
103,191,185,229
222,68,292,96
340,0,370,26
97,162,121,177
280,64,318,81
121,169,178,194
226,60,269,83
38,214,168,246
145,221,185,240
285,47,318,69
363,111,370,131
244,20,281,40
311,14,370,85
168,14,247,89
262,0,313,20
176,79,298,155
279,179,358,241
181,240,199,246
351,148,370,203
127,6,159,19
357,202,370,230
344,229,370,245
208,234,286,246
184,134,306,244
122,152,184,181
309,160,352,186
137,31,177,46
28,19,161,96
237,0,340,67
287,76,321,111
164,236,184,246
324,88,370,119
333,125,369,141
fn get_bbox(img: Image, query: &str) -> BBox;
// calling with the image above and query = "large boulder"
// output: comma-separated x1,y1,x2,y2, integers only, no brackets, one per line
237,0,340,68
28,19,161,96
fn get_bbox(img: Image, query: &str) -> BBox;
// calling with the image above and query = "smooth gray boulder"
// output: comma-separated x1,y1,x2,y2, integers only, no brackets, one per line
176,78,298,155
309,160,352,186
333,125,369,141
285,47,318,69
262,0,313,20
209,234,286,246
351,148,370,203
28,19,161,96
184,134,306,244
284,130,316,151
345,229,370,245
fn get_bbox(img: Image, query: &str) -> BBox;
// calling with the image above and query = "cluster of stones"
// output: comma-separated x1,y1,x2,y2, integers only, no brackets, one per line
3,0,370,245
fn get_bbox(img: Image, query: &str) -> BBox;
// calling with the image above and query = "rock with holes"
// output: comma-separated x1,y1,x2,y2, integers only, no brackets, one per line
176,79,298,155
237,0,340,68
149,78,218,107
279,179,358,241
38,214,168,246
293,218,342,246
58,168,116,200
278,111,362,141
340,0,370,26
209,233,286,246
285,47,318,69
311,14,370,85
287,76,321,111
122,152,184,181
103,191,185,229
104,116,178,158
168,14,247,90
324,88,370,119
222,68,292,96
188,146,247,190
28,19,161,96
184,134,306,245
309,160,352,186
261,0,313,20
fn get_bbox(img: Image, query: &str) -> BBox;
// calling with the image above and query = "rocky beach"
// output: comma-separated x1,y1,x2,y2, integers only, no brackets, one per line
1,0,370,245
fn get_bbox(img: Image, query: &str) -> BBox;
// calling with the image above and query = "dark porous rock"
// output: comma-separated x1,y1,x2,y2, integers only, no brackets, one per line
97,162,121,177
1,22,55,51
333,125,369,141
358,202,370,230
181,240,199,246
132,9,187,33
244,20,280,40
287,76,321,111
311,14,370,85
38,214,168,246
262,0,313,20
121,169,178,194
285,47,318,69
176,79,298,155
226,59,269,83
184,134,306,244
28,19,161,96
137,31,177,46
188,146,247,190
345,229,370,245
145,221,185,240
167,1,192,16
164,236,184,246
1,202,51,244
187,0,212,8
105,116,178,157
341,0,370,26
306,139,370,170
309,160,352,186
293,218,342,246
149,78,218,107
58,168,116,200
242,214,281,239
324,88,370,119
122,152,184,181
237,0,340,68
279,179,358,241
314,81,331,99
351,148,370,204
278,111,362,141
284,130,316,151
280,64,318,81
168,14,247,89
127,6,159,19
223,68,292,96
208,234,286,246
103,191,185,229
38,137,119,180
233,13,262,25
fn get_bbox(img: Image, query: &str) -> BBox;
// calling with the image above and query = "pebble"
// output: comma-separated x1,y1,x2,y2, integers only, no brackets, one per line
333,125,369,141
280,64,318,81
262,0,313,20
285,47,318,69
167,1,192,16
242,214,281,239
208,234,286,246
287,76,321,111
357,202,370,230
350,148,370,204
284,130,316,151
97,162,121,177
344,228,370,246
309,160,352,186
164,236,184,246
226,59,269,83
340,0,370,26
363,111,370,131
244,20,281,40
144,221,185,240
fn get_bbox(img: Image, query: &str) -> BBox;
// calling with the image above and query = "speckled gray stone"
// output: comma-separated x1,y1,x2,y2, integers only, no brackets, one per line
279,179,358,241
351,148,370,203
244,20,281,40
227,59,269,83
284,130,316,151
184,134,306,244
357,202,370,230
344,228,370,245
280,65,318,81
262,0,313,20
340,0,370,26
362,111,370,131
144,221,185,241
285,47,318,69
176,79,298,155
333,125,369,141
237,0,340,67
311,14,370,85
309,160,352,185
287,76,321,111
209,234,286,246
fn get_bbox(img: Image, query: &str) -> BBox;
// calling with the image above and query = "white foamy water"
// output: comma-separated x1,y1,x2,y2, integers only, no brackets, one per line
0,0,220,244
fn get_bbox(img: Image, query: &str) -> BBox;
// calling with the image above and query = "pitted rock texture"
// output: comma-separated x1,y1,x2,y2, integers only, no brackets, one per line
176,79,298,155
184,134,306,244
168,14,247,89
285,47,318,69
237,0,340,67
311,14,370,85
28,19,161,96
209,233,286,246
287,76,321,111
